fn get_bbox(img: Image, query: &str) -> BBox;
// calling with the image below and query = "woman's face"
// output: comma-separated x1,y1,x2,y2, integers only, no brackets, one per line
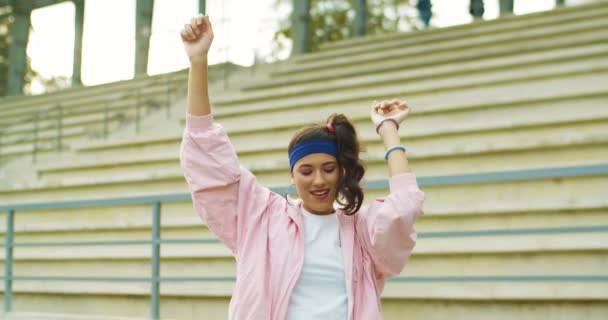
291,153,340,215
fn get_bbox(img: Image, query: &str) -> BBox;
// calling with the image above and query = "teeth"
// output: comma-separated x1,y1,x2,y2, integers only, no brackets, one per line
312,190,328,196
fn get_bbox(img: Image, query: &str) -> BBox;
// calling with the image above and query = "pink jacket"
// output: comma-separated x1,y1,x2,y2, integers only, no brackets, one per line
179,113,425,320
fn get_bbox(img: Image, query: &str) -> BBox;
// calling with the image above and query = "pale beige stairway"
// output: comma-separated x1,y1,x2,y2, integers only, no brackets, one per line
1,2,607,319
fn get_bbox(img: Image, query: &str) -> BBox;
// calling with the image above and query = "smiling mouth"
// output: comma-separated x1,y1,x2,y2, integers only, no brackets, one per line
311,189,330,199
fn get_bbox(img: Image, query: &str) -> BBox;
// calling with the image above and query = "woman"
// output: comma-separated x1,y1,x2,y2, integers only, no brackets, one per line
179,14,425,320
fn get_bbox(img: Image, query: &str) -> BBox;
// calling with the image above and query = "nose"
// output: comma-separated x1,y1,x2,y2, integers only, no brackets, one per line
312,170,326,187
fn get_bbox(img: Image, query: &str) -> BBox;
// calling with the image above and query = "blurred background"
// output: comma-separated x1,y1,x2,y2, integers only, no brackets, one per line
0,0,595,95
0,0,607,319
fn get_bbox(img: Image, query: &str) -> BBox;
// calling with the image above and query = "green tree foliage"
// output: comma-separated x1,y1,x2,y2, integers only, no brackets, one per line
0,8,10,96
272,0,419,57
0,8,40,97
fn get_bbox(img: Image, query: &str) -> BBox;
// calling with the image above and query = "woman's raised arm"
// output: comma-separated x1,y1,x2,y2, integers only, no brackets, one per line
179,15,278,255
371,99,412,177
181,14,214,116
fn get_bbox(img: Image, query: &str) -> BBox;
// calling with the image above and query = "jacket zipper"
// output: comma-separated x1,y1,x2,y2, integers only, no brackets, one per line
339,212,355,320
279,207,306,319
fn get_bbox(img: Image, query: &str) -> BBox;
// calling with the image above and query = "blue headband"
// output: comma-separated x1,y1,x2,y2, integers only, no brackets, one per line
289,139,338,172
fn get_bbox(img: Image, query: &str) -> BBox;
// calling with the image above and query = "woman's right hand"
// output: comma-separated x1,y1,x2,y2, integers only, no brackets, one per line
181,15,214,64
370,99,411,130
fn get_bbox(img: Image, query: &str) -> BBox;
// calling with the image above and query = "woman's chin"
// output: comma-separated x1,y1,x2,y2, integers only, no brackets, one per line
310,205,335,215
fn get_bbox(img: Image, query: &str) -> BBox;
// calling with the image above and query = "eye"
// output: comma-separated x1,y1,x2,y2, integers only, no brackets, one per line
324,168,335,173
300,170,312,176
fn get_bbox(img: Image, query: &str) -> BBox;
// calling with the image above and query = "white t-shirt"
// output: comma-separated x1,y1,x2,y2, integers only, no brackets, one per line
286,207,349,320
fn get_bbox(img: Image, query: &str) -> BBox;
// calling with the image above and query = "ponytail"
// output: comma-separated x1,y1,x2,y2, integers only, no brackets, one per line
328,113,365,215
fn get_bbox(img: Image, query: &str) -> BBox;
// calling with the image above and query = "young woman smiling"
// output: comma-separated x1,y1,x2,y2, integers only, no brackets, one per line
179,14,425,320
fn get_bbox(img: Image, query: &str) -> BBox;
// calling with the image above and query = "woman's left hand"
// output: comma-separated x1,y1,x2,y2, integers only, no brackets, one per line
370,99,411,129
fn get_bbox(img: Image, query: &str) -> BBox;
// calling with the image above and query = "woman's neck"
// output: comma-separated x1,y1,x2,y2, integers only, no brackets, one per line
302,204,335,215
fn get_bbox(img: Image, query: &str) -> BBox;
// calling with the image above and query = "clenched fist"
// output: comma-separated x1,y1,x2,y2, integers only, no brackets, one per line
181,14,214,63
370,99,411,134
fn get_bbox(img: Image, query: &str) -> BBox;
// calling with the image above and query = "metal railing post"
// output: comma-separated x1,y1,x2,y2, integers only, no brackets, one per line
4,209,15,313
56,104,63,152
136,88,141,134
221,4,230,90
150,202,161,320
104,103,109,140
223,62,229,90
165,75,171,119
251,49,258,76
32,113,39,164
0,130,3,168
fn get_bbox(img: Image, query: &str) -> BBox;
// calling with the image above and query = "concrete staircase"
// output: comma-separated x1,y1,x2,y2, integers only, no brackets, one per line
0,311,163,320
1,1,607,319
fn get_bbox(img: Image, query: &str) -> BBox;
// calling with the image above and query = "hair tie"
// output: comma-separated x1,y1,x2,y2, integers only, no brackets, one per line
327,122,335,133
375,118,399,134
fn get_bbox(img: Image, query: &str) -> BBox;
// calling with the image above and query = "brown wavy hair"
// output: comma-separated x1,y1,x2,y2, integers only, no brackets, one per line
288,113,366,215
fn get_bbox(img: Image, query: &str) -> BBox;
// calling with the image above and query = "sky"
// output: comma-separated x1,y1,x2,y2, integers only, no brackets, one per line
26,0,593,94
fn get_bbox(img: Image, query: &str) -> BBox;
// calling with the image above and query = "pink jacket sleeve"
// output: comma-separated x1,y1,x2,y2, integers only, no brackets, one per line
179,113,273,254
357,173,425,277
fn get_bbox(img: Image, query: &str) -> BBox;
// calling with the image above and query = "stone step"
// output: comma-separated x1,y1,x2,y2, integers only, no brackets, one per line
79,74,608,161
3,203,606,239
0,69,189,116
23,143,606,192
40,91,608,165
379,295,608,320
1,111,124,137
5,274,608,301
0,92,172,135
0,82,173,122
1,164,606,216
0,3,605,319
0,312,159,320
239,25,608,95
221,37,608,106
268,12,608,79
0,64,248,125
3,226,606,257
0,141,70,162
3,291,606,320
211,55,608,114
37,123,608,186
218,92,607,153
2,228,607,278
314,1,608,52
2,126,85,147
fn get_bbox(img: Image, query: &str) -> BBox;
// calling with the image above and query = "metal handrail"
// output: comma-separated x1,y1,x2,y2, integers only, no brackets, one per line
0,105,46,166
0,129,3,167
0,74,186,168
0,104,61,165
56,104,63,152
1,163,608,318
32,112,38,164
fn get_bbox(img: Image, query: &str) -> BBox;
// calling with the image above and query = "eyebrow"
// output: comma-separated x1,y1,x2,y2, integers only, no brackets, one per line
298,161,337,168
